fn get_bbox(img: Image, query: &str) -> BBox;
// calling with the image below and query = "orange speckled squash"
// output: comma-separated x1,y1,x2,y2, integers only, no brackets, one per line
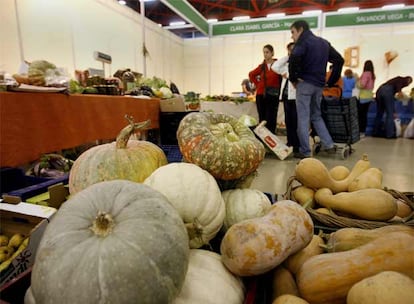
69,118,167,194
297,232,414,304
177,112,265,180
220,200,314,276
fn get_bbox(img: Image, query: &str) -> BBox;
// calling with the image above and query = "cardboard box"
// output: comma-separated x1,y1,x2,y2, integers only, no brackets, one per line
0,202,57,286
160,95,186,112
25,183,69,209
254,121,293,160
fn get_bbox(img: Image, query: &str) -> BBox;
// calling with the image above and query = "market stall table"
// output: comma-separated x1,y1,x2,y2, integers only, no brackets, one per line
200,101,259,121
0,92,160,167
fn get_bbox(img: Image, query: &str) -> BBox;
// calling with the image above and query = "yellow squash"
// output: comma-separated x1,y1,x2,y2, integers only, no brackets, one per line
295,154,370,193
314,188,397,221
326,225,414,252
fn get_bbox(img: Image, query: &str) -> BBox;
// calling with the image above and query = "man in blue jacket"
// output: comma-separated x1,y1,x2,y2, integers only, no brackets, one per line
288,20,344,159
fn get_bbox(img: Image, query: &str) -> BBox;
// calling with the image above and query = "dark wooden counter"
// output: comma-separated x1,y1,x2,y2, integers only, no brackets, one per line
0,92,160,167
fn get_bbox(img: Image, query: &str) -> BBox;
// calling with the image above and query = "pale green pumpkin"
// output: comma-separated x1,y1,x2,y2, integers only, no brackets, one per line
222,188,272,231
69,118,167,194
174,249,245,304
177,112,265,180
144,162,225,249
29,180,190,304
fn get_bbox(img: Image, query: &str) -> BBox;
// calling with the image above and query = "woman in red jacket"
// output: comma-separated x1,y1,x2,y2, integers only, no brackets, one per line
249,44,282,134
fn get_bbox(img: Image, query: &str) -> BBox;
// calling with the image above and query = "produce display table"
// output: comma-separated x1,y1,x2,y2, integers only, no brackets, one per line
0,92,160,167
200,101,259,121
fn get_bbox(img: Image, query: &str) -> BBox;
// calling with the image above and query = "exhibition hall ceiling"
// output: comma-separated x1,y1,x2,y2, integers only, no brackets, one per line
122,0,414,37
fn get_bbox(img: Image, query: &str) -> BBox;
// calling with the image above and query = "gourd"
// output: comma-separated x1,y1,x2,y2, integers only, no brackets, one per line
325,225,414,252
296,232,414,304
144,162,225,248
177,112,265,180
295,154,370,193
29,180,190,304
272,265,300,300
347,271,414,304
396,200,413,218
173,249,245,304
292,186,315,208
222,189,272,231
329,165,350,180
69,118,167,194
284,234,325,274
347,167,382,191
272,295,310,304
315,208,331,215
220,200,313,276
314,188,397,221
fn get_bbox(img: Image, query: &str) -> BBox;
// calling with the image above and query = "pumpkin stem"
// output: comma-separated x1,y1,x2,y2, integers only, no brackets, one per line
90,211,115,237
116,115,151,149
185,220,204,244
361,153,368,161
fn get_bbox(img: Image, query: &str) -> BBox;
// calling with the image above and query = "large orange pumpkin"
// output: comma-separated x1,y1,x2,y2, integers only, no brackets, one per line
177,112,265,181
69,117,167,194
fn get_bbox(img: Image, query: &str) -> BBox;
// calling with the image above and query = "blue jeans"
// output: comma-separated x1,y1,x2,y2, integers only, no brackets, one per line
296,81,334,155
374,84,395,138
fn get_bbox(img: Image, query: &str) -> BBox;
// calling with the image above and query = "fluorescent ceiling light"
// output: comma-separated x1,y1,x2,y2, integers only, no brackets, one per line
169,21,186,26
267,13,286,18
118,0,126,5
338,7,359,13
382,4,405,9
302,10,322,15
207,18,218,23
232,16,250,21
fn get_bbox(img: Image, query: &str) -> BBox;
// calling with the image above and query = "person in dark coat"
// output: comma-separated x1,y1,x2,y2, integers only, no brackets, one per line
288,20,344,158
373,76,412,138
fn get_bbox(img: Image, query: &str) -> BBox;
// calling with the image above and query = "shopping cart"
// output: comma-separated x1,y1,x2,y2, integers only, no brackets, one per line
313,95,360,159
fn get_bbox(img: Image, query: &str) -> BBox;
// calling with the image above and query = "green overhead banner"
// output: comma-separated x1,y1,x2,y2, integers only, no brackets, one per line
212,16,318,36
326,8,414,27
162,0,209,34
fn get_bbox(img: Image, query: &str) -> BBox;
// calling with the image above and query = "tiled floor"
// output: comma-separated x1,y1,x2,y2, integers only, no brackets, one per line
250,136,414,196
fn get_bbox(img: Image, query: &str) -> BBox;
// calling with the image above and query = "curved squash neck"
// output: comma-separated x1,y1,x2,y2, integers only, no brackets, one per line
116,116,151,149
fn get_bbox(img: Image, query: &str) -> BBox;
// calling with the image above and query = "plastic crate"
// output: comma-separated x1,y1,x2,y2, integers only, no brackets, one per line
1,167,69,201
160,145,183,163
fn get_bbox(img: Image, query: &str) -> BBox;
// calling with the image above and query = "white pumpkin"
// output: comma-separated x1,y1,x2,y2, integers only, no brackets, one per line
222,189,272,231
174,249,245,304
144,163,225,248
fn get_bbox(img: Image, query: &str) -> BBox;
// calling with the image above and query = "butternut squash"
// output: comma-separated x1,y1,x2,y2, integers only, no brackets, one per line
296,232,414,304
329,165,350,180
220,200,314,276
284,234,325,274
347,167,382,192
272,294,309,304
272,265,300,300
292,186,315,208
314,208,332,215
326,225,414,252
347,271,414,304
314,188,397,221
396,199,413,218
295,154,370,193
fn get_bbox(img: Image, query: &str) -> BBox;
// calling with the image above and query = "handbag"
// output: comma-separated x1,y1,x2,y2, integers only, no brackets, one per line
265,87,280,97
262,63,280,98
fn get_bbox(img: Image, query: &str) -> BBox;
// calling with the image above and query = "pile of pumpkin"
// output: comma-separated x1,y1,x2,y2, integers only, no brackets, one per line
23,112,414,304
291,155,413,222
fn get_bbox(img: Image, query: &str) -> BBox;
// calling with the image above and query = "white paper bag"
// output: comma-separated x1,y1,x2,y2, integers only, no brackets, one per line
253,121,293,160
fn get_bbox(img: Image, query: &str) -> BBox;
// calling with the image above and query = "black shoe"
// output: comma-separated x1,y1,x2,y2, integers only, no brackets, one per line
294,152,310,159
323,145,337,154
